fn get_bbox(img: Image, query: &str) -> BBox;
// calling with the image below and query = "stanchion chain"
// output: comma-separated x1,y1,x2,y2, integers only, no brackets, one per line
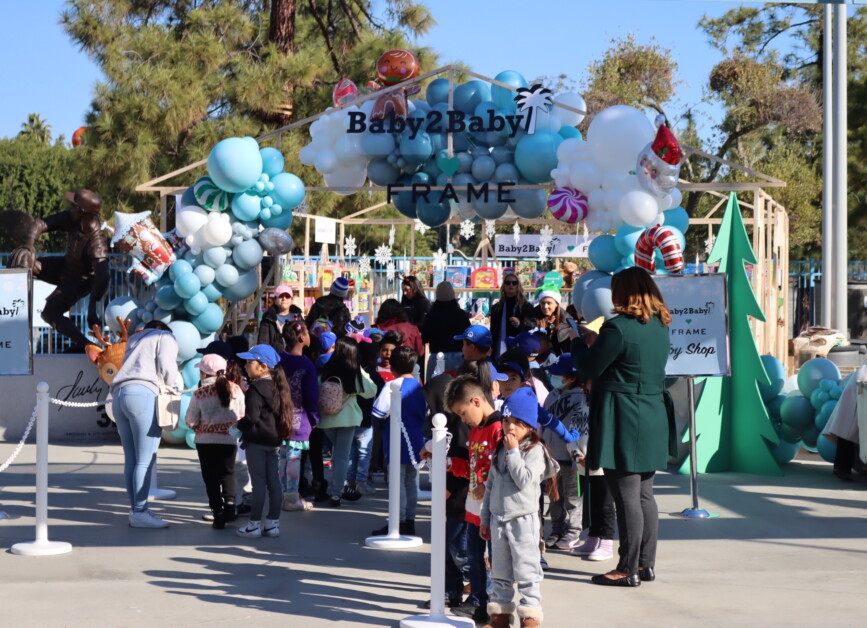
0,404,38,473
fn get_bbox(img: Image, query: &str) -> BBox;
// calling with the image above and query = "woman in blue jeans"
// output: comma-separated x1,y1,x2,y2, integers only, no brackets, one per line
109,321,181,528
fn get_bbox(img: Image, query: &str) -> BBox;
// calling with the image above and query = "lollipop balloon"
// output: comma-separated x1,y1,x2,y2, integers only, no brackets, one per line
333,78,359,107
547,187,588,223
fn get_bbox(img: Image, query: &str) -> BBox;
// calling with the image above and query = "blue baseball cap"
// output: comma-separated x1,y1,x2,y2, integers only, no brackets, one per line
501,387,539,429
505,331,542,357
454,324,492,349
546,353,578,376
319,331,337,353
236,344,280,369
488,361,508,382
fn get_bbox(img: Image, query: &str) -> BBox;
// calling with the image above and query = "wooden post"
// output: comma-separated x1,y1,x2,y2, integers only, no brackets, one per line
160,195,168,233
339,221,345,263
304,216,310,261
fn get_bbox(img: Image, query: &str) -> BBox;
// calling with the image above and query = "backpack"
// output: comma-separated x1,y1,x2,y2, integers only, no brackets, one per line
319,376,350,415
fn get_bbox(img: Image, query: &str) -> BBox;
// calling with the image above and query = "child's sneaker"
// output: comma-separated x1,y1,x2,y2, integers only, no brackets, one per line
544,533,561,549
342,485,362,501
283,498,313,512
262,519,280,538
356,480,376,495
587,538,614,561
570,535,600,557
236,521,262,538
129,509,169,528
555,532,582,550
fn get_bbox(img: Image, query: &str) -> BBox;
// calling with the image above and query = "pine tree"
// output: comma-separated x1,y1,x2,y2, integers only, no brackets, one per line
684,192,781,475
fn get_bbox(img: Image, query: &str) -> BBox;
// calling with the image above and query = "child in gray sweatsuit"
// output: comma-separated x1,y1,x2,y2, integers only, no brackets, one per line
480,388,559,628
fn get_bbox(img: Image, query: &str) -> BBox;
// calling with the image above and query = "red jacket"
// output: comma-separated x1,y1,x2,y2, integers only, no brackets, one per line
377,318,424,357
449,412,502,525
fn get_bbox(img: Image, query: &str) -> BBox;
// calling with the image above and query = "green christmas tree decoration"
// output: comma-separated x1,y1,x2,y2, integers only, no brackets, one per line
680,193,782,475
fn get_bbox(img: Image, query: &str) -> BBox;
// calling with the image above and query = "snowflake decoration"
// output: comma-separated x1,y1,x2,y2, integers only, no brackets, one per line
358,257,371,274
414,219,429,234
374,244,392,266
513,222,521,244
388,225,396,248
460,220,475,240
540,225,554,240
292,201,309,217
537,245,549,264
485,220,496,240
432,248,448,271
386,261,396,279
343,235,357,258
704,233,717,256
538,225,553,263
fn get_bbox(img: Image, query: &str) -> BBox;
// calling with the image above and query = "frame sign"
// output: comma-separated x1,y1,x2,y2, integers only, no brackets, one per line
655,274,730,377
0,269,34,375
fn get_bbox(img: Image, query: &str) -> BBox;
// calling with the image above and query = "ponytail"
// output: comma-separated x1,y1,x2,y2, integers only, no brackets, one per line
270,366,296,441
215,370,231,408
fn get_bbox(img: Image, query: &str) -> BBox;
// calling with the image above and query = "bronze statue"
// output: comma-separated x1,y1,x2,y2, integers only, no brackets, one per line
10,189,110,350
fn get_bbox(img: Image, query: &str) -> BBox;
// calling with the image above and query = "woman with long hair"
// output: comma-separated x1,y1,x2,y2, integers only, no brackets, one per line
401,275,432,328
572,267,677,587
421,281,471,379
490,273,536,359
532,288,576,356
317,336,377,507
375,298,424,358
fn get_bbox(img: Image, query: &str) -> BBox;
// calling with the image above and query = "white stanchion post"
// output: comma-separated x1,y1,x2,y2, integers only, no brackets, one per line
366,379,422,549
148,461,176,500
401,413,473,628
11,383,72,556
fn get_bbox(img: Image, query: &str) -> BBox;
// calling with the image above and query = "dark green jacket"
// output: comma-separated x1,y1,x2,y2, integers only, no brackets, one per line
571,314,676,473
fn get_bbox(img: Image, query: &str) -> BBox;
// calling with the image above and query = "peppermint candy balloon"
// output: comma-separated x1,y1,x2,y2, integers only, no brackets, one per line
634,224,684,274
333,78,359,107
547,187,588,224
193,176,232,212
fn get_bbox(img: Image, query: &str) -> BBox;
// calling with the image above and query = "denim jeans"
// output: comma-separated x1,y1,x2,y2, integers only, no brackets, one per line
399,464,419,521
278,444,304,495
445,518,470,598
466,522,489,608
245,443,281,522
112,384,162,512
322,427,356,498
346,426,374,484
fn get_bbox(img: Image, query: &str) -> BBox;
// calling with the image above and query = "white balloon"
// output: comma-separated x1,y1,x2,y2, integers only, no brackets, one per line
552,167,571,188
312,128,334,149
314,150,338,174
587,105,655,174
335,134,366,167
574,142,592,161
323,166,367,196
175,204,208,237
202,213,233,247
569,161,602,192
656,194,673,212
299,143,317,166
604,189,625,213
587,188,607,214
670,188,683,207
534,109,561,133
619,189,660,228
556,138,584,164
552,92,587,127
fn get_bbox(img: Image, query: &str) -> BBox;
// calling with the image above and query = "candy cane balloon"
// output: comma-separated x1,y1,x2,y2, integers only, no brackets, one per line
634,225,684,274
547,187,589,224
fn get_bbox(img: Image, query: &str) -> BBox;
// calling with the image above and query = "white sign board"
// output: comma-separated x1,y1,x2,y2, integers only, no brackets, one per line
655,274,730,377
0,269,33,375
494,234,597,258
315,216,337,244
32,280,55,328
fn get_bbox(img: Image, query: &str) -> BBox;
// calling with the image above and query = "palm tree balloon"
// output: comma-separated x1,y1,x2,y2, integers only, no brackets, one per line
514,84,553,135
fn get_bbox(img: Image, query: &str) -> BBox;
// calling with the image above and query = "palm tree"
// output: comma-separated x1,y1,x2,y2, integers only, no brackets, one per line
514,84,554,135
19,113,52,144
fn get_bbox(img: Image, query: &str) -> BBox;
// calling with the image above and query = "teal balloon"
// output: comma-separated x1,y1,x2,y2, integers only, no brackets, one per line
232,239,264,270
801,425,820,448
207,137,263,193
514,131,562,183
559,126,582,140
472,195,508,220
494,163,519,183
185,430,198,449
581,275,614,321
780,394,815,431
201,283,223,302
766,392,787,421
797,358,841,397
490,146,513,165
221,268,259,301
400,132,433,166
426,78,450,106
155,284,183,311
771,439,799,464
816,434,837,462
174,273,202,299
361,130,395,157
588,235,621,273
181,358,202,389
454,81,491,115
367,159,401,186
104,296,140,332
194,264,215,287
151,307,172,324
260,147,285,177
779,423,804,444
810,388,831,411
614,225,644,256
169,320,203,361
215,264,239,288
758,355,787,402
203,246,228,269
815,400,836,430
663,207,690,234
192,303,224,334
416,199,451,227
271,172,305,210
231,192,262,222
491,70,527,112
391,175,417,218
183,291,209,316
510,188,547,219
169,259,193,280
260,209,293,230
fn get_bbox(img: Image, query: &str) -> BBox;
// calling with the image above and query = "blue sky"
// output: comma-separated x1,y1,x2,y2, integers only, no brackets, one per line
0,0,824,143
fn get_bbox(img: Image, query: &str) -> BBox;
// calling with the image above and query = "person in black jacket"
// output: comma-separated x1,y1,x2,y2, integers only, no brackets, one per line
401,275,432,328
490,272,536,359
258,285,303,353
306,277,352,337
421,281,471,380
234,344,294,539
532,288,576,356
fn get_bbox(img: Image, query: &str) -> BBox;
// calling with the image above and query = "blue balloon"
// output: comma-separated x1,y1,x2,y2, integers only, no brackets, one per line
104,296,141,332
581,275,614,321
426,78,450,106
614,225,644,256
491,70,527,112
455,151,474,174
221,268,259,301
232,239,264,270
169,320,204,362
201,283,223,302
399,132,433,166
454,80,491,115
181,186,198,208
183,291,209,316
758,355,787,402
271,172,305,210
260,208,293,230
174,273,202,299
771,439,799,464
185,430,197,449
810,388,831,411
509,188,547,219
766,393,787,422
780,394,814,431
367,158,401,186
490,146,514,165
202,246,228,269
494,162,519,183
392,175,417,218
514,131,562,184
231,192,262,222
215,264,239,288
797,358,841,397
259,147,285,177
192,303,225,334
801,425,820,448
573,270,608,307
663,207,690,234
181,358,202,389
588,235,621,273
155,284,183,311
361,130,395,157
816,434,837,462
472,195,508,220
559,126,582,140
471,155,496,181
416,199,451,227
169,259,193,281
207,137,263,193
194,264,215,287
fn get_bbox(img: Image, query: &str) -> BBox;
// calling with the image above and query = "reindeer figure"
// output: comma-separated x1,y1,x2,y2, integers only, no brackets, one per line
85,317,131,386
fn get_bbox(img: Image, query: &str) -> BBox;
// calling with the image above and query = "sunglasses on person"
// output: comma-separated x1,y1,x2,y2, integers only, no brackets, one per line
503,280,519,286
276,294,292,299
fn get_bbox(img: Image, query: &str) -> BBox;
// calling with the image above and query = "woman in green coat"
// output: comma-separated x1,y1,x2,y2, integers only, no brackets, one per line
572,267,677,588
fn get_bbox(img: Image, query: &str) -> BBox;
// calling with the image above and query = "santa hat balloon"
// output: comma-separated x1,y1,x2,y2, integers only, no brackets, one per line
636,115,683,199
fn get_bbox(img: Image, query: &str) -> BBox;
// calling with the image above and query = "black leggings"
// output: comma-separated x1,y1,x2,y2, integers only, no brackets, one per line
604,469,658,575
196,444,236,513
586,474,616,539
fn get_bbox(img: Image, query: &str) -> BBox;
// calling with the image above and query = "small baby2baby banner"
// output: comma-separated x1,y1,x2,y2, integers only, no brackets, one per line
655,273,730,377
0,269,33,375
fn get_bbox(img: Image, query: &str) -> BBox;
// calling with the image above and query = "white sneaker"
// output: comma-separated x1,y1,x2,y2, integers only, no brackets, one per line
263,519,280,537
129,509,169,528
236,521,262,538
571,535,600,557
555,533,583,550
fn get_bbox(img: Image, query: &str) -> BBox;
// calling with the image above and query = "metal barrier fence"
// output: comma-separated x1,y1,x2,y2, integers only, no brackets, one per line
789,260,867,336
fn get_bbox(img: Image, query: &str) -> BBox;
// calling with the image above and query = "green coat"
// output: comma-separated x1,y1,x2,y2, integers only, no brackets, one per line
571,314,677,473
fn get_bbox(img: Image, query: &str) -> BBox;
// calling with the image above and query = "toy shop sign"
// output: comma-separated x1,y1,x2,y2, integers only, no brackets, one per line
494,234,597,258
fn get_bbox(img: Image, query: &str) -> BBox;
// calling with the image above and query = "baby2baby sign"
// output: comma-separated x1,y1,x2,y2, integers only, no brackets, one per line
655,274,730,377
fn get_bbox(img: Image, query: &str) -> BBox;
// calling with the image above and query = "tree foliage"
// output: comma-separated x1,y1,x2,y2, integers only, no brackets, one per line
19,114,53,145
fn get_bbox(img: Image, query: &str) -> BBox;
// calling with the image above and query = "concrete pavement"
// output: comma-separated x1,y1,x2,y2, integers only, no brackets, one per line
0,443,865,627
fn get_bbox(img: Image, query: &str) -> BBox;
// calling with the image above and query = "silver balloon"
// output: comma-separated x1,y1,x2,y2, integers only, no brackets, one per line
257,228,294,255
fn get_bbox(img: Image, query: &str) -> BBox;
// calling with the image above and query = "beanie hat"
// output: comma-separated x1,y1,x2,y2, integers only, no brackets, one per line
435,281,455,302
330,277,350,298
